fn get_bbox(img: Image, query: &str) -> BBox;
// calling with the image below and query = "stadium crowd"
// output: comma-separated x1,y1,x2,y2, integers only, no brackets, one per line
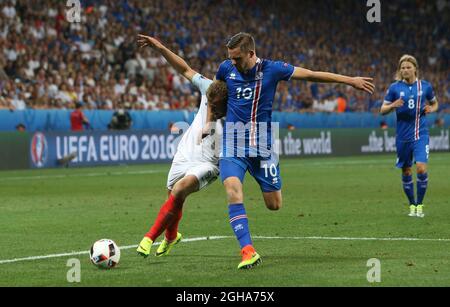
0,0,449,114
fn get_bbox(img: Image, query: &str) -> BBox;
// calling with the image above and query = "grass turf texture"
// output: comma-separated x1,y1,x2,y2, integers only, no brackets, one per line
1,154,450,286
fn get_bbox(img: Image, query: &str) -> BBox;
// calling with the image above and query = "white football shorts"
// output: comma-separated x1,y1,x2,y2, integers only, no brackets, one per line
166,156,219,191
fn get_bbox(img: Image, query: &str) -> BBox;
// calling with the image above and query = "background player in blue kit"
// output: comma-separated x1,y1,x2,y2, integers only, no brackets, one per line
215,32,375,269
381,55,439,218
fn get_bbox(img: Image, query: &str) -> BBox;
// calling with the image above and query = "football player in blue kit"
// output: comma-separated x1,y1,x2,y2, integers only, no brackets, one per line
381,55,439,218
215,32,375,269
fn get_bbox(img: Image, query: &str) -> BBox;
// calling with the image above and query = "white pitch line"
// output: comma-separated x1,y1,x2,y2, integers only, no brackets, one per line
1,235,450,265
0,236,232,265
2,156,448,181
281,156,450,168
282,159,392,167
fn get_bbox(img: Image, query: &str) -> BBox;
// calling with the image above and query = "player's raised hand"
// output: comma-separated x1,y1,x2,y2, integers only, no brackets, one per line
351,77,375,94
137,34,164,50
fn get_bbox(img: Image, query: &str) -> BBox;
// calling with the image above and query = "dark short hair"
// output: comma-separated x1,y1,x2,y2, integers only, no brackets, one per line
226,32,255,53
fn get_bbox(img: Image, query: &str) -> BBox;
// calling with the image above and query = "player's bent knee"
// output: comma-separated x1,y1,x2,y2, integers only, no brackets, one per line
224,177,243,204
226,187,243,204
172,176,199,200
417,164,427,174
402,167,413,176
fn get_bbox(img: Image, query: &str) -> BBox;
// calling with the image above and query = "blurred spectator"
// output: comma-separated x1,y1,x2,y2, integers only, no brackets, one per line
433,118,445,128
11,91,27,110
15,123,26,132
380,121,388,130
313,94,337,113
439,100,450,113
299,96,314,113
70,102,89,131
108,103,132,130
0,54,8,81
336,94,347,113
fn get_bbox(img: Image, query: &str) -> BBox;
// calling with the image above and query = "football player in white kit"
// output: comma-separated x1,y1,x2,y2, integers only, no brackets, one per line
136,34,227,258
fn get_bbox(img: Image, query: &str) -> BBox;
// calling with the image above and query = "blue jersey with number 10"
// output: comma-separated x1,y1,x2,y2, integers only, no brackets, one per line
216,58,295,157
384,79,436,142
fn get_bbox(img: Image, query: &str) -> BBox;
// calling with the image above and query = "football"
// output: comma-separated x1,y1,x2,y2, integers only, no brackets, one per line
89,239,121,269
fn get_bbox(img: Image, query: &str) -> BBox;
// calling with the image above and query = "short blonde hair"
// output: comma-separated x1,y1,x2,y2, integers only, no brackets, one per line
396,54,419,81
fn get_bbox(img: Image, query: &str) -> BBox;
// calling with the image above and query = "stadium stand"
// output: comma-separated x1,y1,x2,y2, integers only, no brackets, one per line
0,0,449,115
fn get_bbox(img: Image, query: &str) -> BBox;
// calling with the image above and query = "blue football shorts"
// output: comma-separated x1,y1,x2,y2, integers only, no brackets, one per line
219,156,282,193
396,136,429,168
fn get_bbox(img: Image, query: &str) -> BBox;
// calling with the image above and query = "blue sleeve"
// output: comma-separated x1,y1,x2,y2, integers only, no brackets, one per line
192,73,213,95
384,84,397,103
216,61,228,81
425,83,436,102
271,61,295,82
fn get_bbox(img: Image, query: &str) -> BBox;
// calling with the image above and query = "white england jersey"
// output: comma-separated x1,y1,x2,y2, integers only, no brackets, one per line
174,73,222,164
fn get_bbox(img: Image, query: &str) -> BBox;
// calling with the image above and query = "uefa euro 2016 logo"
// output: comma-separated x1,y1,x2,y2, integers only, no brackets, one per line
31,132,48,168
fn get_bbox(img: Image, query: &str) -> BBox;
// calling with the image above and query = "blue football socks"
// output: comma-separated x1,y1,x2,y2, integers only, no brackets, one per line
228,204,252,249
402,175,416,205
416,173,428,205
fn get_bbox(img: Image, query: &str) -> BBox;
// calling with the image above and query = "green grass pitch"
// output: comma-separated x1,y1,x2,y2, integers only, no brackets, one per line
1,154,450,286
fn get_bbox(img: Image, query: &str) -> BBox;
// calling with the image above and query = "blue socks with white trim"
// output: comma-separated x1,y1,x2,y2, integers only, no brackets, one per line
402,173,429,205
229,204,252,249
402,175,415,205
417,173,428,205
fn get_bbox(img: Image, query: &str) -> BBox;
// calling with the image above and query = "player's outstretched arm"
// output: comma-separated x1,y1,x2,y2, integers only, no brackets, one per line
291,67,375,94
137,34,197,81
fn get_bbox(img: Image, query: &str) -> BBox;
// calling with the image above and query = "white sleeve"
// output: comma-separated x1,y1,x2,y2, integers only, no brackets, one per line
192,73,213,95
